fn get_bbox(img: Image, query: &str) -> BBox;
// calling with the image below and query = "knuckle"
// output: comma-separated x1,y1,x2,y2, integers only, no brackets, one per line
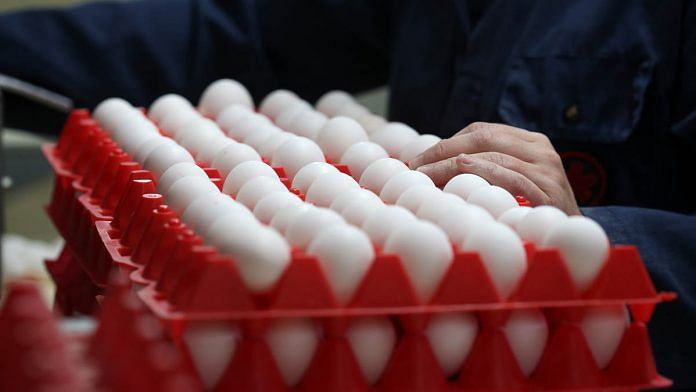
470,128,494,148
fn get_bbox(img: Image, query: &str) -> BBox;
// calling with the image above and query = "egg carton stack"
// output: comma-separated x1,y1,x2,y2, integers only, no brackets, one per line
41,79,674,391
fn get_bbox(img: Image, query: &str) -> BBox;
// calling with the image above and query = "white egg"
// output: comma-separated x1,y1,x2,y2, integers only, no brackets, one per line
339,141,389,181
216,104,254,134
258,132,295,161
183,321,239,390
437,203,494,245
286,207,346,249
305,172,360,207
197,199,254,239
133,136,176,165
503,309,549,376
517,206,568,244
355,112,388,135
443,173,490,200
461,222,526,299
196,136,238,166
341,197,385,226
253,192,303,224
198,79,253,117
359,158,409,194
383,221,453,302
226,113,272,141
291,162,339,194
361,205,418,248
272,136,326,180
243,123,282,151
315,90,354,116
316,116,369,162
165,175,220,214
307,225,375,304
270,203,313,235
266,318,319,386
113,116,160,153
211,143,262,178
398,134,442,163
334,102,369,119
275,101,313,130
235,176,288,210
222,161,279,196
542,216,610,293
498,206,532,231
160,108,200,136
380,170,435,204
416,192,466,222
330,188,382,214
286,110,328,140
395,184,442,213
178,118,225,157
143,143,195,178
149,94,193,123
182,192,233,228
93,97,135,133
346,317,396,385
467,185,518,219
426,313,478,377
259,89,300,119
369,122,419,158
157,162,209,196
580,306,628,369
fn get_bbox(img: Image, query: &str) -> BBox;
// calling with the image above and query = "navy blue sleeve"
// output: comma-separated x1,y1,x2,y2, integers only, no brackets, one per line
582,206,696,387
0,0,391,134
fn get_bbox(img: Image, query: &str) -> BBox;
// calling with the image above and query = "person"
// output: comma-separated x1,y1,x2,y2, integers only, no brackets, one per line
1,0,694,386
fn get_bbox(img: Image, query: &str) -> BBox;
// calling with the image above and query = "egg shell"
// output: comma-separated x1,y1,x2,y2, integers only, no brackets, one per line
157,162,209,196
272,136,326,180
275,101,313,130
305,172,360,207
258,132,296,160
253,192,303,224
196,136,238,166
160,109,200,137
361,205,418,248
346,317,396,385
266,318,319,386
443,173,490,200
216,104,254,134
182,192,233,229
330,188,382,214
149,94,192,123
259,89,300,119
178,118,225,156
291,162,340,194
143,143,195,178
198,79,253,117
359,158,409,194
307,225,375,304
270,203,313,235
542,216,610,293
467,185,518,219
235,176,288,210
437,203,494,245
183,321,239,390
383,221,453,302
334,102,369,119
133,136,176,165
315,90,354,116
226,114,272,142
580,305,628,369
498,206,532,231
286,110,328,140
461,222,527,299
315,116,370,163
197,198,254,239
165,175,220,214
426,313,478,377
244,124,282,152
503,309,549,376
355,113,388,135
416,192,466,222
380,170,435,204
113,117,160,154
93,97,134,133
339,141,389,181
369,122,419,158
517,206,568,244
223,160,280,196
395,184,442,213
341,197,384,227
398,134,442,163
286,207,346,249
211,143,262,178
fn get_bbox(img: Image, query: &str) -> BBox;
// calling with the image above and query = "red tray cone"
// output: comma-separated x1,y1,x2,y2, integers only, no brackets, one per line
378,333,449,392
457,328,528,390
432,251,501,305
298,337,369,392
349,254,420,308
267,254,338,310
214,339,286,392
511,248,581,302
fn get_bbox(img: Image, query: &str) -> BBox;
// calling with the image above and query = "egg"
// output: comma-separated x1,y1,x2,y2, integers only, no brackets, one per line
210,143,262,178
305,172,360,207
498,206,532,231
461,222,527,299
222,160,279,196
346,317,396,385
339,141,389,181
395,184,443,213
437,203,494,245
270,203,313,235
226,113,273,141
285,110,328,140
467,185,518,219
341,197,385,226
383,221,453,302
316,116,369,162
286,207,346,249
361,205,418,248
113,117,160,154
198,78,253,117
580,306,628,369
443,173,490,200
258,132,296,161
243,123,282,151
359,158,409,194
253,192,303,224
235,176,288,210
143,143,195,178
369,122,419,158
416,192,466,222
165,175,220,214
334,102,369,119
133,136,176,164
379,170,435,204
291,162,340,194
183,321,239,390
177,116,224,148
517,206,568,244
329,188,382,214
272,136,326,180
197,198,254,238
275,101,313,130
307,225,375,304
157,162,209,196
426,313,478,377
159,108,200,136
148,94,193,123
315,90,354,117
542,216,610,293
259,89,300,119
182,192,234,229
196,136,238,166
355,113,388,135
266,318,319,386
93,97,134,133
216,104,254,134
398,134,442,163
503,309,549,376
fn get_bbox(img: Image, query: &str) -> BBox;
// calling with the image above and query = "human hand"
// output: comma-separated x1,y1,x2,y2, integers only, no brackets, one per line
408,122,581,215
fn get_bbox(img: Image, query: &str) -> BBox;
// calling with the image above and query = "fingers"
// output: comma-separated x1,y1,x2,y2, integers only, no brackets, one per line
416,157,460,186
